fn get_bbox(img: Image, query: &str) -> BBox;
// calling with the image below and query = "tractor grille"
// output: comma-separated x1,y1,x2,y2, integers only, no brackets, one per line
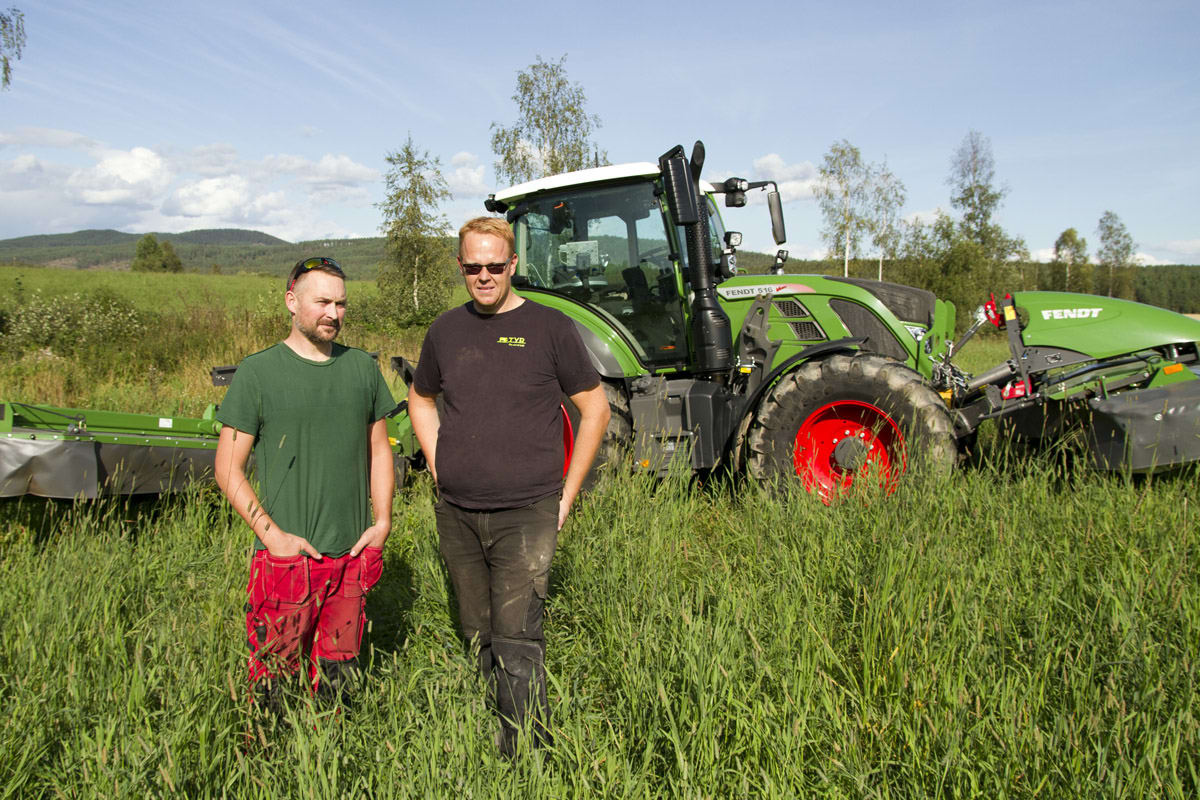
774,299,810,318
788,320,825,340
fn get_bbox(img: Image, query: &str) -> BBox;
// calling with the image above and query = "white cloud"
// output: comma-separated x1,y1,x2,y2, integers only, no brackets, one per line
1135,251,1170,266
304,154,378,187
751,153,819,202
0,130,381,241
1030,247,1056,263
163,175,251,218
65,147,172,207
446,151,487,197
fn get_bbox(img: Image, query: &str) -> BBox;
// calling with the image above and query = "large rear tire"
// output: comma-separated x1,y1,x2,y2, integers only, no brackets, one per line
746,353,957,502
564,380,633,489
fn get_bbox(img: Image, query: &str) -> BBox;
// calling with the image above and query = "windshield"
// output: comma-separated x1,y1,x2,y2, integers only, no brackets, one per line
513,180,687,365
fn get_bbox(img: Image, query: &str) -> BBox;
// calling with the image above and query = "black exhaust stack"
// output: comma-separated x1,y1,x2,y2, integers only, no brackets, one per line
659,142,733,377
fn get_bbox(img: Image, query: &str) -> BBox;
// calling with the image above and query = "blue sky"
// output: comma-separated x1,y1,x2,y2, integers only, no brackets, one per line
2,0,1197,264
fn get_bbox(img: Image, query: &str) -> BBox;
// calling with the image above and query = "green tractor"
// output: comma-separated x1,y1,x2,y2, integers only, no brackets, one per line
391,140,1200,498
4,141,1200,500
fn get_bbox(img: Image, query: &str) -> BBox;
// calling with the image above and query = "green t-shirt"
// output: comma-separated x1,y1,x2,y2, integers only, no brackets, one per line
216,342,396,556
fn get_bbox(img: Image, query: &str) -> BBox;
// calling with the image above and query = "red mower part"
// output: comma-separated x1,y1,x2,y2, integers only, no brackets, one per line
560,403,574,477
793,399,908,503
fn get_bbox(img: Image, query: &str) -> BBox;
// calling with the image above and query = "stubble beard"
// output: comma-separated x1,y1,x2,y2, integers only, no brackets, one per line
298,316,340,346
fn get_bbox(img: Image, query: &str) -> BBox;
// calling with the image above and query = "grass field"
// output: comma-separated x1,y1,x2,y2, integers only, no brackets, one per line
1,268,1197,797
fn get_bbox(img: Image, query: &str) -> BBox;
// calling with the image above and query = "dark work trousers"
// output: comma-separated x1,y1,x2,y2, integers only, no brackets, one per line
435,492,559,754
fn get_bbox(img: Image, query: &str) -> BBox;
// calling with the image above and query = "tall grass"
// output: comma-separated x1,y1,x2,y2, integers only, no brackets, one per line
0,270,428,416
1,459,1195,798
1,268,1195,797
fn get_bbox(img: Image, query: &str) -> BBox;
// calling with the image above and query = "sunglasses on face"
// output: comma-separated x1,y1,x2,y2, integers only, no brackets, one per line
458,256,512,275
287,257,346,292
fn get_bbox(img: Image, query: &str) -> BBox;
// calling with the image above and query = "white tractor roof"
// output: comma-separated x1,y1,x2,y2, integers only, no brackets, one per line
492,161,715,204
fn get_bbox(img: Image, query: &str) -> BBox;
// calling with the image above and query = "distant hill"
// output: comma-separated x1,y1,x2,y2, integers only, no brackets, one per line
0,228,390,277
0,228,289,248
0,226,808,279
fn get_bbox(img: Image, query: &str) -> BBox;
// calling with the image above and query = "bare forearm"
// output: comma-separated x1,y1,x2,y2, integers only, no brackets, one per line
562,406,609,507
368,422,394,531
217,465,283,547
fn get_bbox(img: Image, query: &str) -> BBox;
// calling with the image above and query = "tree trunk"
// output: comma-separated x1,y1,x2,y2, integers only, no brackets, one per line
413,255,420,311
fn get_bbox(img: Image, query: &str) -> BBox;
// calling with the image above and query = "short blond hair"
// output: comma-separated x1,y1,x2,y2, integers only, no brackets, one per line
458,216,513,257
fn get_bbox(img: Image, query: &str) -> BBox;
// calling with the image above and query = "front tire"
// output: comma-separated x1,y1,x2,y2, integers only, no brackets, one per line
746,353,957,502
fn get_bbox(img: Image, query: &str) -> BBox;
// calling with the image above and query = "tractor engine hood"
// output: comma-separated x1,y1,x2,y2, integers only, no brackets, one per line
1014,291,1200,359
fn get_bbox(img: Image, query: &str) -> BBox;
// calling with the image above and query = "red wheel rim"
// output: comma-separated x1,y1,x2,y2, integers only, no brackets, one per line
793,400,907,503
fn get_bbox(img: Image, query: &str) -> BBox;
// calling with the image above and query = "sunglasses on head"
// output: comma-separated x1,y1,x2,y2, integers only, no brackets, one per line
458,256,512,275
287,257,346,292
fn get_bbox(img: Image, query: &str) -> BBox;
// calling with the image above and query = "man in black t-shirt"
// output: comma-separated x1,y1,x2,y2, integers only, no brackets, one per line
409,216,610,756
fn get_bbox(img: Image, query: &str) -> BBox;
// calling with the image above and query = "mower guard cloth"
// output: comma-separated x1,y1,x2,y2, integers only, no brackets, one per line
1086,379,1200,472
0,436,217,498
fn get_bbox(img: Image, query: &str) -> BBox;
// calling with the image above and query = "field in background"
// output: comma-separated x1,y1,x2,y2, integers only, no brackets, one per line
0,266,1196,797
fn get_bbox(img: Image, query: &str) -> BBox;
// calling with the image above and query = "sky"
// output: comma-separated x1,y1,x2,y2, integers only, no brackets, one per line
1,0,1198,265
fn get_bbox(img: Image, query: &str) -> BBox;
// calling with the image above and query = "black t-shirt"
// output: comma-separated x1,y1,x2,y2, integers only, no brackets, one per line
413,300,600,509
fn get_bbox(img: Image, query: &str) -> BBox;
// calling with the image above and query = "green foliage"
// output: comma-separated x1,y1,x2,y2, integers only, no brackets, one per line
490,54,607,186
866,159,906,280
376,135,457,327
1135,265,1200,313
1096,210,1137,299
946,130,1026,263
814,140,871,276
3,288,149,357
0,5,24,90
130,234,184,273
130,233,164,272
160,239,183,273
1051,227,1091,293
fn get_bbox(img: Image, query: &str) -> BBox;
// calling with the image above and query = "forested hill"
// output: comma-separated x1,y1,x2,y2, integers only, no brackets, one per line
0,228,289,248
3,229,1198,312
0,228,390,277
0,228,798,279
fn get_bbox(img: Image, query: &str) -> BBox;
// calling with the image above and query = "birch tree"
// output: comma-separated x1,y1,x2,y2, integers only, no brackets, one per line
376,135,455,326
814,140,871,277
490,54,607,186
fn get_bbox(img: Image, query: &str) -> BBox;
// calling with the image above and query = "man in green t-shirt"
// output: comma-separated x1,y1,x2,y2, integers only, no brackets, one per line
215,256,396,713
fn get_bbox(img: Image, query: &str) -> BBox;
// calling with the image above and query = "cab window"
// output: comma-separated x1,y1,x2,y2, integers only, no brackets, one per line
514,181,687,365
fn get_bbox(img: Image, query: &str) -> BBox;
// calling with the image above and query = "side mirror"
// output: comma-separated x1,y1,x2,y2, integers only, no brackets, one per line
768,190,786,245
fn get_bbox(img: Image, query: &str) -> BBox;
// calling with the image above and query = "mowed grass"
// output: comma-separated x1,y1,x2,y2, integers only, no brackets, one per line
1,268,1197,796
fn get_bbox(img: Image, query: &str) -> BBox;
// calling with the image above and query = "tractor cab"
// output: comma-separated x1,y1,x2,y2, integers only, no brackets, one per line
489,162,730,370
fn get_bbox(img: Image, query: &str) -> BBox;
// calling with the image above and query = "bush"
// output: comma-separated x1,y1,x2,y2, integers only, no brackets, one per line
4,288,150,358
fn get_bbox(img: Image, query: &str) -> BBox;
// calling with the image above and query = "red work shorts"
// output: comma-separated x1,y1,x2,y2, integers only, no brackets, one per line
244,547,383,687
